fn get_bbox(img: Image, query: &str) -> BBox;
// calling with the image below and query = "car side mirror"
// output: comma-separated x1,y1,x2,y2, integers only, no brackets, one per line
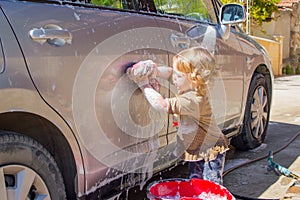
218,4,245,40
219,4,245,25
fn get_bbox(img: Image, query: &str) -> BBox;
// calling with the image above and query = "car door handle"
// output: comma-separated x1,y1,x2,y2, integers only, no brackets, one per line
29,25,72,46
170,33,190,49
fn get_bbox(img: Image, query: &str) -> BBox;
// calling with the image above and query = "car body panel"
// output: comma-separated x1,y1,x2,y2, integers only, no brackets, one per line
234,29,273,114
0,5,86,195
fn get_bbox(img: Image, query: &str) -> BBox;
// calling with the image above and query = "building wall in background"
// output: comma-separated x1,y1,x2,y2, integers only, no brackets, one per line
252,1,300,73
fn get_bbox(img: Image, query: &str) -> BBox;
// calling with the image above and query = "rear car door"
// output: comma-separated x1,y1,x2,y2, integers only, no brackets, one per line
1,0,171,190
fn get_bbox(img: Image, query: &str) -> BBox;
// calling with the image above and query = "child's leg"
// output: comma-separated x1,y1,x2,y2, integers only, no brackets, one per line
188,160,205,179
203,152,226,185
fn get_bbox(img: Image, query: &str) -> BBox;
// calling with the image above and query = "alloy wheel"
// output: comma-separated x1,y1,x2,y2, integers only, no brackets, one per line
0,165,50,200
250,85,269,139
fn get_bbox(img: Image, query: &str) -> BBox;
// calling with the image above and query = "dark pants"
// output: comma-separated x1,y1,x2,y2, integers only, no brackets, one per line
188,152,226,185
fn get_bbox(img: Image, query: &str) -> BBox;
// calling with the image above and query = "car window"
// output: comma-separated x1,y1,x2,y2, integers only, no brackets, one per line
91,0,122,9
154,0,213,22
90,0,218,23
90,0,157,12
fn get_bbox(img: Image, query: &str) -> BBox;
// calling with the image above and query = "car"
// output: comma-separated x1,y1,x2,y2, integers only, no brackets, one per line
0,0,273,199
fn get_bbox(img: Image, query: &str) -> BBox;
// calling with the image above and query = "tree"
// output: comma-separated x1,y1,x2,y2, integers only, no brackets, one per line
250,0,280,26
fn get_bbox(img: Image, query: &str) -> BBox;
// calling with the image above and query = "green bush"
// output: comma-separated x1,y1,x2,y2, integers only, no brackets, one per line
286,64,292,74
282,66,286,74
296,67,300,74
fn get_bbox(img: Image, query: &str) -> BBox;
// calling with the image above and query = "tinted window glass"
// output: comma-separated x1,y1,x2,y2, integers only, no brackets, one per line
154,0,216,22
91,0,122,8
90,0,216,23
90,0,156,12
89,0,217,22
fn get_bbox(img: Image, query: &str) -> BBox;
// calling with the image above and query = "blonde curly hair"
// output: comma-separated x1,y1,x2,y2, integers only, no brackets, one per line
173,47,216,97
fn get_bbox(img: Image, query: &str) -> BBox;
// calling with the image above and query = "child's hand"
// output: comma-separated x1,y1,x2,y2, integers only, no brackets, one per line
127,67,149,87
131,60,157,78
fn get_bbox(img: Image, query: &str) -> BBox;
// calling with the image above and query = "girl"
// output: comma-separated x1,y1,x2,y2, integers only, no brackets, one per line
127,47,228,184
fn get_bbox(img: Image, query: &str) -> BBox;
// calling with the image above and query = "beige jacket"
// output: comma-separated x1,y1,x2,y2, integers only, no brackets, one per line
167,91,228,161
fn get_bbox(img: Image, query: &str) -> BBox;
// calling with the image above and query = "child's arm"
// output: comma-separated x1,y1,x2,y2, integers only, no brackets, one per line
140,84,168,113
157,66,173,80
127,67,168,113
125,60,172,80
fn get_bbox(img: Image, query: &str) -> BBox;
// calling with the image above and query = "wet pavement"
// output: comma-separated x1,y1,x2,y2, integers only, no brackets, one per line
116,75,300,200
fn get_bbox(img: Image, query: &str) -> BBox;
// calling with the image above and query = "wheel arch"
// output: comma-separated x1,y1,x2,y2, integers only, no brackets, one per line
240,64,272,126
0,111,77,199
254,64,273,91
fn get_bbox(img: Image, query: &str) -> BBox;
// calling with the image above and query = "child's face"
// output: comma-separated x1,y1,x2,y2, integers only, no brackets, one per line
172,66,191,92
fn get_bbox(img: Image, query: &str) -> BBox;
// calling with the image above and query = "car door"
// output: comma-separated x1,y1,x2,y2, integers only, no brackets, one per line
153,0,245,134
0,6,34,106
1,0,171,190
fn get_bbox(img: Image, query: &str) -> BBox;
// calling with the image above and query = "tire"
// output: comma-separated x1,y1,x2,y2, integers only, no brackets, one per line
0,131,66,200
231,73,271,150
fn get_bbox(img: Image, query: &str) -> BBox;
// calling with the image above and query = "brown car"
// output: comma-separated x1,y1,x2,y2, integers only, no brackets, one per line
0,0,273,199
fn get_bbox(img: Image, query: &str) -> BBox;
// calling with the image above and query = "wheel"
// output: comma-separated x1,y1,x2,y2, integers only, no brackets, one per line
0,131,66,200
231,73,271,150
